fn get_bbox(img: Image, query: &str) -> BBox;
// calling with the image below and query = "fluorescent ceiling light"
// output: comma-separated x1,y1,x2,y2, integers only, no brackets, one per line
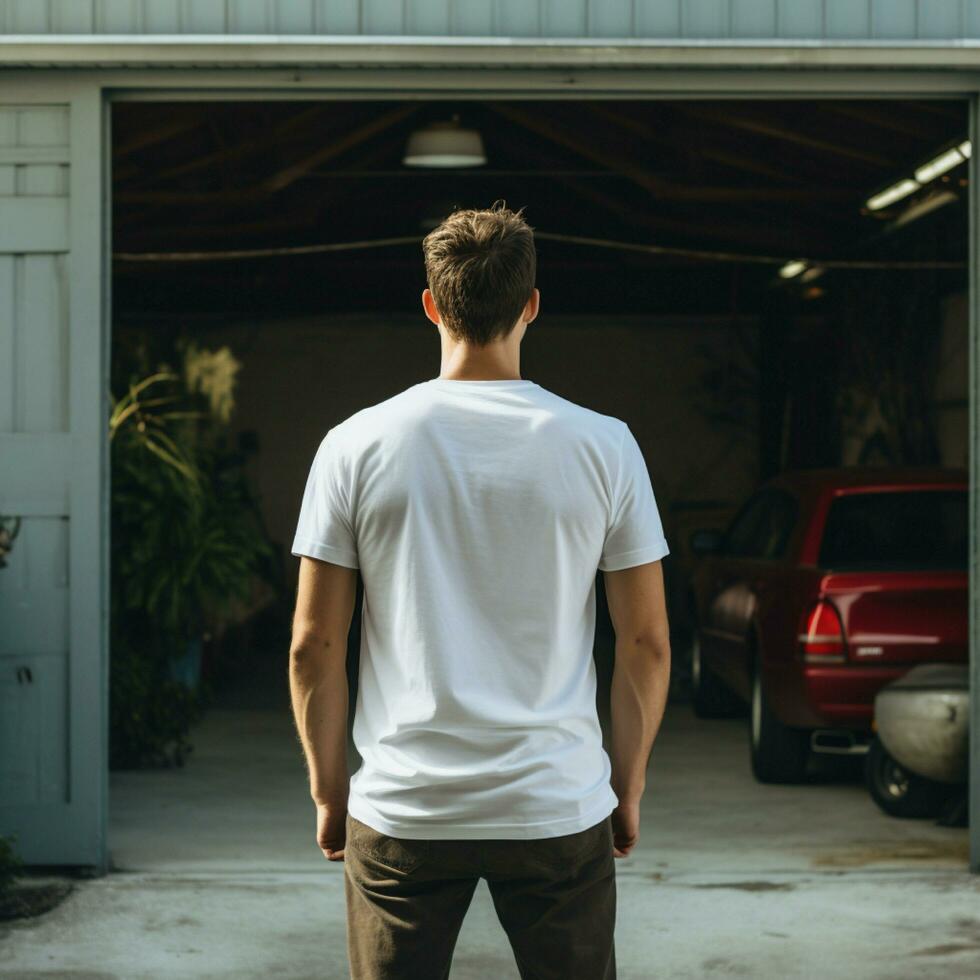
403,119,487,168
914,146,966,183
865,178,920,212
960,140,972,158
891,189,959,229
779,260,807,279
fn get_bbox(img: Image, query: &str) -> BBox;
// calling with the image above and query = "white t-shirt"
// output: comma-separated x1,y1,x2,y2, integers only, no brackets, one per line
291,377,669,839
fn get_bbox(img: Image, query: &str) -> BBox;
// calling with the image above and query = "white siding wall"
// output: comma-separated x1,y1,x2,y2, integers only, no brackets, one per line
0,86,108,870
0,104,71,825
2,0,980,40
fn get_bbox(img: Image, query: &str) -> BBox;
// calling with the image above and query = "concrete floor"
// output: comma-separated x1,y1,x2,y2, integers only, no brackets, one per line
2,660,978,979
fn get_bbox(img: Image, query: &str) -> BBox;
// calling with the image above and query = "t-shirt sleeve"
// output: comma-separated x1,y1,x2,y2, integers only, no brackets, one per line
291,430,360,569
598,424,670,572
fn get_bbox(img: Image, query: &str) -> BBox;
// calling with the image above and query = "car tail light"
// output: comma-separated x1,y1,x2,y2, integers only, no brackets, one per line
798,600,846,663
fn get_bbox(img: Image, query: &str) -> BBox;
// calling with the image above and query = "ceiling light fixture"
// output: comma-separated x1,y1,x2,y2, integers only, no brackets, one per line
866,177,921,212
914,145,968,183
865,137,970,212
403,116,487,168
779,260,807,279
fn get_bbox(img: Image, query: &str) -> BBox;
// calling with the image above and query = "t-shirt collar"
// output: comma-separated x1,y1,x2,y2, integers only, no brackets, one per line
427,377,537,390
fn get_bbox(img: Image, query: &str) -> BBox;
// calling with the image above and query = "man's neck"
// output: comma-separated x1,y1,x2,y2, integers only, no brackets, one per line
438,342,521,382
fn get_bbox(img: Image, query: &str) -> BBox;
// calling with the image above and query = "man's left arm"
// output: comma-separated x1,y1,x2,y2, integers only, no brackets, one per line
289,554,358,861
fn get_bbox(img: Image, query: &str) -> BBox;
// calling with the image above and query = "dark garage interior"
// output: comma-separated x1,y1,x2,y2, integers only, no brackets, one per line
106,96,970,877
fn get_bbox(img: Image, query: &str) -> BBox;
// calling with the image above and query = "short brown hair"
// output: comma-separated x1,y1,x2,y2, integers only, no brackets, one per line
422,202,536,346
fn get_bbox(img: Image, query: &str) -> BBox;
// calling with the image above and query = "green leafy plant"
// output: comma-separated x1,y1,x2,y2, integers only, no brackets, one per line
109,341,274,769
0,834,22,898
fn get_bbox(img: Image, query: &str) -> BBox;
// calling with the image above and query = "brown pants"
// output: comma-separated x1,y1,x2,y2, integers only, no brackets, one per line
343,811,617,980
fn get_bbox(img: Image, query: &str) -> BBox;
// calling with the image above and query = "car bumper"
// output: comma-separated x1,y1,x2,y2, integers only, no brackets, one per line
800,664,913,728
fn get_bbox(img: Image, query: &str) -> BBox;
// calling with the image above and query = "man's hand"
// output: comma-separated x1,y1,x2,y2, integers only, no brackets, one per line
611,801,640,858
316,801,347,861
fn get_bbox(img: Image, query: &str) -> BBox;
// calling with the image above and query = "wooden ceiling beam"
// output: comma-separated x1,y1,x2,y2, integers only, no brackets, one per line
484,101,677,199
588,102,864,196
591,104,807,184
263,104,419,193
589,104,862,233
677,104,895,168
115,189,267,205
296,169,861,201
115,103,342,185
584,104,854,237
116,213,322,245
913,101,968,121
552,175,837,253
114,127,416,241
492,122,839,255
114,113,412,206
482,101,830,247
112,107,210,160
820,103,957,141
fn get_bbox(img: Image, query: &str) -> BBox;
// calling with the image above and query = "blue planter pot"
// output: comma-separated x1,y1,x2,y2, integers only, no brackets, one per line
169,635,203,690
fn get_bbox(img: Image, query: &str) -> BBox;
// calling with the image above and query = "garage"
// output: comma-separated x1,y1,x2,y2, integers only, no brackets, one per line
104,91,970,787
1,5,979,977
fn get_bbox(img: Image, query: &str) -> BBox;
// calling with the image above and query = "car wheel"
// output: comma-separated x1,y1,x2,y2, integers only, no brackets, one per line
690,630,739,719
749,657,810,784
864,736,950,819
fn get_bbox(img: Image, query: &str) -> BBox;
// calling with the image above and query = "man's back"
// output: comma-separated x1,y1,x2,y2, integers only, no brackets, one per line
292,376,670,839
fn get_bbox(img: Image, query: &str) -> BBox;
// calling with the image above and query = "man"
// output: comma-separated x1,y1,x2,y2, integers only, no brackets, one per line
289,203,671,980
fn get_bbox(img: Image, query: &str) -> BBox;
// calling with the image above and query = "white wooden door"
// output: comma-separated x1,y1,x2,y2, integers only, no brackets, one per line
0,79,109,871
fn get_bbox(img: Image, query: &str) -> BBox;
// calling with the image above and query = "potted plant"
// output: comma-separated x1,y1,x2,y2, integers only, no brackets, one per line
108,340,274,768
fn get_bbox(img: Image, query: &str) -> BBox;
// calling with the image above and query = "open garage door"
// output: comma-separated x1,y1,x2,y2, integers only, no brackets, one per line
107,95,970,866
0,84,110,871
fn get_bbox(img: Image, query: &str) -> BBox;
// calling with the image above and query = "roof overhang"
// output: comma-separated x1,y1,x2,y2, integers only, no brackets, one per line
3,35,980,70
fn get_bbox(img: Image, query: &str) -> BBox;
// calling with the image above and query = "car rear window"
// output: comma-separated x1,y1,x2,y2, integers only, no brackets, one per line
818,490,967,571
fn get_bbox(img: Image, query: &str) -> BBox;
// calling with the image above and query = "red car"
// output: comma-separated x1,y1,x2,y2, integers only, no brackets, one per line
687,466,968,784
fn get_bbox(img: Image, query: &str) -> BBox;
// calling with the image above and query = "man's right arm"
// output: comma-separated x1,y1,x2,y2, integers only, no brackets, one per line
603,558,672,857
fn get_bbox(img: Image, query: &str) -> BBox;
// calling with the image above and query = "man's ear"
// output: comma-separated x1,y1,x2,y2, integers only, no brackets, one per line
524,288,540,325
422,288,441,326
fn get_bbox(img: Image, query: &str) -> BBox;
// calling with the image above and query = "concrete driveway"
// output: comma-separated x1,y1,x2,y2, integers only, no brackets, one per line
1,668,977,979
